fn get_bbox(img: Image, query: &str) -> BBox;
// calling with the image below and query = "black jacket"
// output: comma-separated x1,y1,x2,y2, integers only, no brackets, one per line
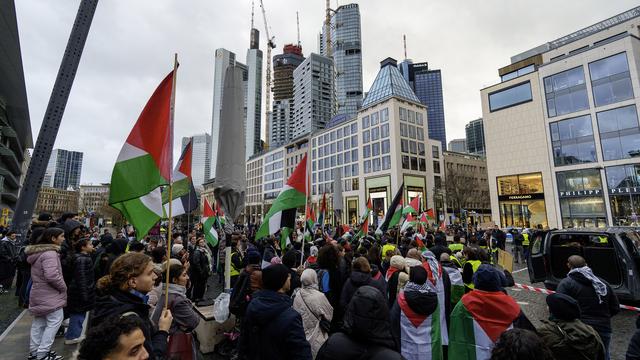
340,271,387,309
191,247,210,279
90,290,168,360
0,238,17,279
390,289,439,350
317,286,403,360
556,272,620,333
66,253,96,313
238,289,312,360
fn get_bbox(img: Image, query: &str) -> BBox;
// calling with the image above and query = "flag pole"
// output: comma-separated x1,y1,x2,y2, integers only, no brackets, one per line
302,140,310,265
165,53,178,310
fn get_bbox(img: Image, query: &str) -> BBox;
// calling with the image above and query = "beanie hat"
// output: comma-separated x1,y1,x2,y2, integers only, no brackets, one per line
390,255,406,270
546,293,581,320
172,244,184,254
246,249,261,265
262,264,290,291
473,264,506,292
38,213,53,222
409,265,428,285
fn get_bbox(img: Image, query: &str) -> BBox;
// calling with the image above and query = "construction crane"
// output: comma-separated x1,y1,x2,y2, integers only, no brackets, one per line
296,11,301,47
259,0,276,150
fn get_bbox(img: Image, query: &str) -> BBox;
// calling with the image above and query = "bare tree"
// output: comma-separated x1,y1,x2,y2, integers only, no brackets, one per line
443,167,481,219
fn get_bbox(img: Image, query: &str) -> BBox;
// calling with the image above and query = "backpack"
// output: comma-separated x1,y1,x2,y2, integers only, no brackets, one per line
316,269,329,293
229,270,252,317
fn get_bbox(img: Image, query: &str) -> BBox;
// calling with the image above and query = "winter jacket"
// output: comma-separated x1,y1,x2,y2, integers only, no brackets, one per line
340,271,387,309
538,318,605,360
316,286,403,360
0,237,17,279
287,268,302,296
151,284,200,334
390,289,440,360
26,244,67,317
66,252,96,313
238,289,312,360
556,272,620,333
90,290,168,360
191,247,211,279
292,272,334,358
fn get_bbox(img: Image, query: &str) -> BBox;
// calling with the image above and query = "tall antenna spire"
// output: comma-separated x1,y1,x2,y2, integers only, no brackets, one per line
297,11,301,47
251,0,255,29
403,34,407,59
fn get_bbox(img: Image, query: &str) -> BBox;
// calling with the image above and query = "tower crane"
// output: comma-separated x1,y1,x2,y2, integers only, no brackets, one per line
259,0,276,150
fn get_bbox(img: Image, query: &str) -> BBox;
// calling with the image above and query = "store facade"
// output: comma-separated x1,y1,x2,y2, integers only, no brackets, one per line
497,172,548,228
605,163,640,226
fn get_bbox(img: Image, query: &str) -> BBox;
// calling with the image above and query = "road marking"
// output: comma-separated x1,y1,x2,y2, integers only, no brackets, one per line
512,267,528,274
517,301,529,306
0,309,26,344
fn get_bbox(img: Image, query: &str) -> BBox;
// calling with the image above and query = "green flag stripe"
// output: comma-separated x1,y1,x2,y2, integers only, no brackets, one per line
256,186,306,240
112,196,161,238
449,303,478,360
203,217,218,247
110,154,166,204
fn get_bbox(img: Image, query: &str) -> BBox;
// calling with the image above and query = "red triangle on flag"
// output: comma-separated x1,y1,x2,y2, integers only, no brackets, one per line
178,139,193,178
203,198,215,217
408,196,420,213
287,153,307,194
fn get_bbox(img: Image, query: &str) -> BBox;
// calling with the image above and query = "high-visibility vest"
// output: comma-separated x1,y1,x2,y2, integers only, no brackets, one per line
522,233,530,246
464,260,482,289
230,252,241,277
449,243,464,253
598,235,608,244
382,243,396,257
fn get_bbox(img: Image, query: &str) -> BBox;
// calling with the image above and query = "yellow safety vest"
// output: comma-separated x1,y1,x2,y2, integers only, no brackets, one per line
230,252,241,277
598,236,608,244
522,233,530,246
382,243,396,258
464,260,482,289
449,243,464,253
451,256,465,268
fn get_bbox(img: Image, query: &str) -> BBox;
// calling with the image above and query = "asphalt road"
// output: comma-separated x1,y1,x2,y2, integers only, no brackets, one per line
506,248,637,360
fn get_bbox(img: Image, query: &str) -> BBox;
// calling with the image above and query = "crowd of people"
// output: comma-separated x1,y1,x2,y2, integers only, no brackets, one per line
0,212,636,360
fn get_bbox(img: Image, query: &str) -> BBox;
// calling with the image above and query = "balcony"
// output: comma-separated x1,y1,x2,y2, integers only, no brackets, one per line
0,126,23,161
0,143,21,175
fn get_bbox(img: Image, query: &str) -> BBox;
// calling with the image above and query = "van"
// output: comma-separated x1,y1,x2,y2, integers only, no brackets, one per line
527,227,640,301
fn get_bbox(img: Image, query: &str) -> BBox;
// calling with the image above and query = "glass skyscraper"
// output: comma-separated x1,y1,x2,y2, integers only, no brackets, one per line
43,149,83,190
182,133,211,190
399,60,447,149
321,3,363,118
465,118,485,156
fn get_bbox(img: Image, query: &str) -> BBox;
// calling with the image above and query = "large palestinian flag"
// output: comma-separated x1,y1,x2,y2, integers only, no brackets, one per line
398,292,443,360
256,154,307,246
449,290,521,360
202,198,219,247
163,138,198,217
109,70,174,238
377,182,403,232
403,195,421,215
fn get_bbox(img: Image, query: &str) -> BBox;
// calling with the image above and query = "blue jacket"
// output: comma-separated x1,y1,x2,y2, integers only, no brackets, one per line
238,289,312,360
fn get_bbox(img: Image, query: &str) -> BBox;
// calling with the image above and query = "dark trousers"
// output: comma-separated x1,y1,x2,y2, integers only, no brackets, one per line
192,276,207,300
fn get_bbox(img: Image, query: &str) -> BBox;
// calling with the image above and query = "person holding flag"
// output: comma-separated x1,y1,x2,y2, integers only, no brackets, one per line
355,198,373,240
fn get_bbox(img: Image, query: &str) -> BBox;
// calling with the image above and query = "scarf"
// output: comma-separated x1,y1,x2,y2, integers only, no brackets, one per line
164,283,187,297
129,289,150,304
569,266,607,303
422,250,442,285
404,281,433,293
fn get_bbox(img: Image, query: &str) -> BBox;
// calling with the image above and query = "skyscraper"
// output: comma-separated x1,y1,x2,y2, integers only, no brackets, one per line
246,28,263,159
182,133,211,190
210,48,248,179
465,118,485,156
448,138,468,153
399,59,447,149
271,44,305,147
292,53,335,139
43,149,83,190
321,3,363,118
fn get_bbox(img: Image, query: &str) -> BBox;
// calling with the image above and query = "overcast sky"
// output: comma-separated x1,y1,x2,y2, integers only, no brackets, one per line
14,0,639,184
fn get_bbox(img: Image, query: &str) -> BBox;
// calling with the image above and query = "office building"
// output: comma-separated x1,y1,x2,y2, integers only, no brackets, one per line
210,48,248,178
465,118,486,156
271,44,305,147
79,183,109,214
442,151,491,225
246,28,263,158
43,149,83,190
481,6,640,228
321,3,363,118
182,133,211,190
448,138,467,153
0,0,33,215
399,60,447,149
35,187,79,220
292,53,336,139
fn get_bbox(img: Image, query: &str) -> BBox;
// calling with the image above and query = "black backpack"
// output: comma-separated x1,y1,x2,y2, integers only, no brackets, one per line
229,270,252,317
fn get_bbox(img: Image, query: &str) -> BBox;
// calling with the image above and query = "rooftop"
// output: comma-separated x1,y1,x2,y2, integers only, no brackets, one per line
361,57,422,108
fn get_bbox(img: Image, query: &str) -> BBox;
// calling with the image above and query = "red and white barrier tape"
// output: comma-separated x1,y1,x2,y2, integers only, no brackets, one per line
513,283,640,312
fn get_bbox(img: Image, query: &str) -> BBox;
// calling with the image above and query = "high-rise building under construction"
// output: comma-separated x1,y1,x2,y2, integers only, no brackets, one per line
270,44,305,147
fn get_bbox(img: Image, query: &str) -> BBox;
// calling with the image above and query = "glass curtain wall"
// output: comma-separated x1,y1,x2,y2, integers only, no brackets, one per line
556,168,607,228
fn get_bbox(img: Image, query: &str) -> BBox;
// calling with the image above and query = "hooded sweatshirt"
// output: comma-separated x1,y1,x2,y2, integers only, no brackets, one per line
238,289,312,360
340,271,387,308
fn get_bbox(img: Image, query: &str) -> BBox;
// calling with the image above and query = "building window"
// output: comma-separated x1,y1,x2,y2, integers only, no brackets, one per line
362,115,370,128
363,130,370,143
400,123,408,137
596,105,640,161
433,161,440,174
380,108,389,123
381,123,389,138
381,139,390,154
544,67,589,117
417,127,424,141
351,136,358,148
416,112,424,126
372,158,381,172
364,160,371,174
401,139,409,153
344,125,350,136
489,81,533,112
432,145,440,159
556,168,606,228
549,114,597,166
418,143,425,156
408,110,415,124
409,141,417,155
382,155,391,170
589,52,633,107
352,163,358,176
400,107,408,122
410,157,418,170
352,149,358,161
351,122,357,133
402,155,410,170
372,142,380,156
363,145,370,158
352,178,359,190
605,164,640,226
371,112,379,126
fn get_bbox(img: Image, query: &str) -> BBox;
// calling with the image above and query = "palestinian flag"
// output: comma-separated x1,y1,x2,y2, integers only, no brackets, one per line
401,213,416,233
377,182,404,232
398,292,443,360
162,138,198,217
426,208,436,221
449,290,521,360
109,70,174,238
415,234,427,251
443,266,465,306
403,195,421,215
256,154,307,247
215,202,226,227
355,198,372,239
202,198,219,247
304,206,316,241
317,193,327,229
418,212,429,235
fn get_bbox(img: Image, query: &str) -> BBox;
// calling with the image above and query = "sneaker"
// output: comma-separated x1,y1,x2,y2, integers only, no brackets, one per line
64,336,84,345
39,351,63,360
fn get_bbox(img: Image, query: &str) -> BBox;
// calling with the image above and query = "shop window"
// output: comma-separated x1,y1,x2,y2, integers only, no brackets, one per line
606,164,640,226
557,168,606,228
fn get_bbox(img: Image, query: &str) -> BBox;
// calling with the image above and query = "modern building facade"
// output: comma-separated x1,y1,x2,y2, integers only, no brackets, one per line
482,6,640,229
210,48,248,178
321,3,363,118
246,28,263,158
79,183,109,214
448,138,467,153
244,58,443,229
442,151,492,225
43,149,83,190
271,44,305,147
399,60,447,149
182,133,211,190
35,187,79,220
465,118,486,156
0,0,33,215
292,53,336,139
